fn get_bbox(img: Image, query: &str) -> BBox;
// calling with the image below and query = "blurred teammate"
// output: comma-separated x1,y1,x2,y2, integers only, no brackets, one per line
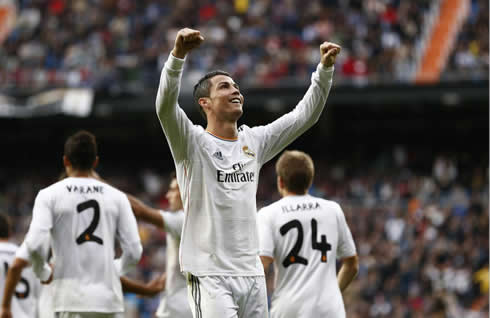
156,27,340,317
0,130,142,318
257,150,358,318
126,175,192,318
0,213,42,318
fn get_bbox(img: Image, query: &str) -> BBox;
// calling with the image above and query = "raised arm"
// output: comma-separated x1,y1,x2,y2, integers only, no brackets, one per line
126,194,165,229
155,28,204,161
156,27,204,117
256,42,341,164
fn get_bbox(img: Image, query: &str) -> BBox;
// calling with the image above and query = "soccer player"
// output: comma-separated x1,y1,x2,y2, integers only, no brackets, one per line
156,27,340,317
0,213,42,318
0,130,143,318
125,175,192,318
257,150,359,318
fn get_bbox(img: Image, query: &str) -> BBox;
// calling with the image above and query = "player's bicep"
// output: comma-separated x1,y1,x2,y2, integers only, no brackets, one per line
336,206,356,259
117,196,142,247
159,105,196,162
24,191,53,257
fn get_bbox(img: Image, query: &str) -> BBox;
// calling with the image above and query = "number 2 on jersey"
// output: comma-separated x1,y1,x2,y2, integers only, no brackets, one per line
76,199,103,245
279,218,331,267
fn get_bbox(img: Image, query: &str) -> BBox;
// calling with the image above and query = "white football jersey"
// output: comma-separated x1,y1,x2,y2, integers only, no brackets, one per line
0,242,41,318
22,177,142,313
156,210,192,318
156,54,334,276
257,194,356,318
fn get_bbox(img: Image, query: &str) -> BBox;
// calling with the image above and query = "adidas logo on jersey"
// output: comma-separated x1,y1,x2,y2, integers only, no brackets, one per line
213,151,224,160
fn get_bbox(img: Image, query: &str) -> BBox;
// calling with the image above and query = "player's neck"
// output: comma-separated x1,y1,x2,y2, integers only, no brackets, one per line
67,170,93,178
281,189,307,197
206,121,238,140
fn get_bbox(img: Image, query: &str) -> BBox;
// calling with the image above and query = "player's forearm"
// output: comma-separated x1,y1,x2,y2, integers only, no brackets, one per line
23,230,52,281
126,194,165,229
1,260,25,309
121,276,156,296
155,54,185,120
298,64,334,127
337,255,359,292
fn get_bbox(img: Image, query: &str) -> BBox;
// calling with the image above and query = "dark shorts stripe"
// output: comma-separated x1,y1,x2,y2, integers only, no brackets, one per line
191,275,202,318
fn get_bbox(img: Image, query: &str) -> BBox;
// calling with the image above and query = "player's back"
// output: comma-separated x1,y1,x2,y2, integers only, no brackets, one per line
36,177,130,312
0,242,40,318
258,194,356,318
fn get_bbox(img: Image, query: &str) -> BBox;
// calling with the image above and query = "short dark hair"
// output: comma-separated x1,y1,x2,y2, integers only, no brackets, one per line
276,150,315,194
0,213,11,239
64,130,98,171
193,70,231,120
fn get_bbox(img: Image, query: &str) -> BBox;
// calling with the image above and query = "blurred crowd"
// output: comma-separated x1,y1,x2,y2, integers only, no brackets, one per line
1,146,488,317
443,0,489,81
1,0,488,93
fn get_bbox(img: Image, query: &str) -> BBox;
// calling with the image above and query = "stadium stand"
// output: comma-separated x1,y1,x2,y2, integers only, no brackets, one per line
0,0,488,92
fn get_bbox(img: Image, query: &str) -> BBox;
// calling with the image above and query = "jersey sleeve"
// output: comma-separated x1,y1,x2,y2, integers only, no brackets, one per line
160,210,184,239
114,193,143,276
335,204,357,259
15,242,29,260
155,53,196,162
253,64,334,165
257,208,275,258
22,189,54,281
16,241,51,282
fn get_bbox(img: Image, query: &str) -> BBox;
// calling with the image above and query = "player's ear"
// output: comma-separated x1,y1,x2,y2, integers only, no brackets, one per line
277,176,283,190
63,155,70,168
199,97,211,112
93,156,99,169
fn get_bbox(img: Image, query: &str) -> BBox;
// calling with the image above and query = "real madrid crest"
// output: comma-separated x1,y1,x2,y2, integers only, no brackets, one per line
242,146,256,158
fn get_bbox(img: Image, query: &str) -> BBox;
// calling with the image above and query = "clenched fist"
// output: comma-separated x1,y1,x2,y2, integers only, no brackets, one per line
320,42,341,68
172,28,205,59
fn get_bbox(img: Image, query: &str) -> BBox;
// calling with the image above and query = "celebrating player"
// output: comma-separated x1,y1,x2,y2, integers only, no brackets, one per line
156,27,340,317
257,150,359,318
0,130,142,318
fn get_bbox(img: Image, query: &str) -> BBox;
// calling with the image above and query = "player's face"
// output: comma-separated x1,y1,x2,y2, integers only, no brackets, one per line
207,75,244,122
166,178,183,211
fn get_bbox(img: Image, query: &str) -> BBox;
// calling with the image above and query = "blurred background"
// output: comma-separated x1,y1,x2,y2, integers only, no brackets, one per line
0,0,488,317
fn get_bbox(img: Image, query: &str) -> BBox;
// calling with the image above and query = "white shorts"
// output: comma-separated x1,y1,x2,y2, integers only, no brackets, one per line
55,313,122,318
186,274,268,318
156,286,193,318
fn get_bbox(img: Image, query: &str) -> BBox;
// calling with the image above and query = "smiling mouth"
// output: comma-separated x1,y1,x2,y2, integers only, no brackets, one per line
230,98,241,104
